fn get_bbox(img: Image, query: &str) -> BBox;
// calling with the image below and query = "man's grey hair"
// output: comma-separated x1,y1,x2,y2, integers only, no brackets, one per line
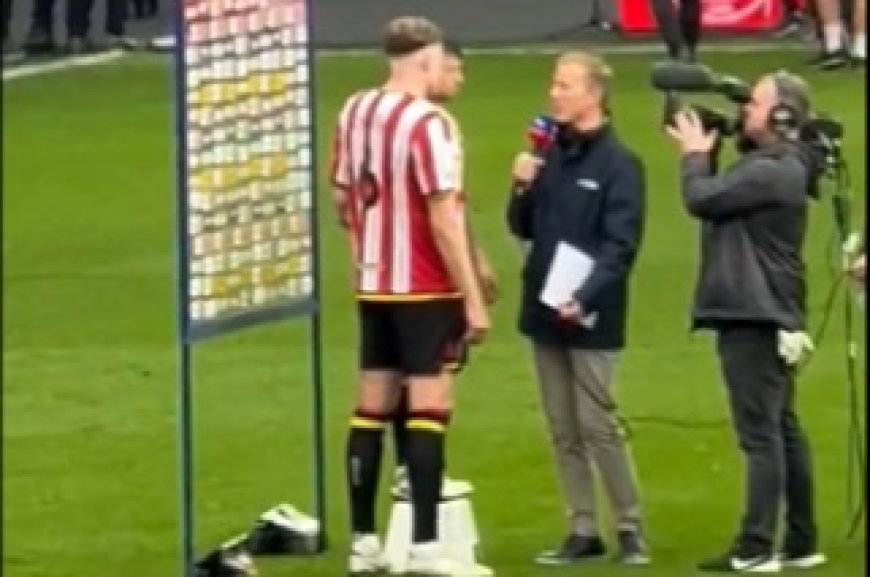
770,70,812,126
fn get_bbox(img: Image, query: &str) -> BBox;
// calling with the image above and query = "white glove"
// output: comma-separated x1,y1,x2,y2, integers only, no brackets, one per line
777,330,814,366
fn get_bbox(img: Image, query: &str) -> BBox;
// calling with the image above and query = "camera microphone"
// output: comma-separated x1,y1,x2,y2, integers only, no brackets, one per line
651,61,751,104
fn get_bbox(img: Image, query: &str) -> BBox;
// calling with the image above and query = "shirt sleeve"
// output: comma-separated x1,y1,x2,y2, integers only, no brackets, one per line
330,96,356,188
330,126,350,188
680,152,792,219
410,112,461,196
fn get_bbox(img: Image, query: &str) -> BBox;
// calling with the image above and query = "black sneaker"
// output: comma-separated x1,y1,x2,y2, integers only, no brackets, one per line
811,49,851,70
698,551,781,573
534,534,606,565
771,16,804,40
616,530,650,565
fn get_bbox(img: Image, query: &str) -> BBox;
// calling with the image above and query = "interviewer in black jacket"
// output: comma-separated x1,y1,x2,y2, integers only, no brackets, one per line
666,71,826,573
507,51,648,567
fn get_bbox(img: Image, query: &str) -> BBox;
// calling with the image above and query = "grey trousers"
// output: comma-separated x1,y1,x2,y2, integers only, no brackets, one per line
532,343,643,536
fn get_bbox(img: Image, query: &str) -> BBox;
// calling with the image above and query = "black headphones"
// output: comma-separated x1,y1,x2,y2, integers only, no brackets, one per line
769,102,802,138
767,70,808,139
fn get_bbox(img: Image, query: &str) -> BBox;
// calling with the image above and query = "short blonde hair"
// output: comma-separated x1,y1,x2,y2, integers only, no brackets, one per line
557,51,613,100
383,16,443,57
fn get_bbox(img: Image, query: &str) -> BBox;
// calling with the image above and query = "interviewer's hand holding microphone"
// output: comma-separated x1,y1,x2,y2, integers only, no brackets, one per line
512,116,554,194
512,151,544,190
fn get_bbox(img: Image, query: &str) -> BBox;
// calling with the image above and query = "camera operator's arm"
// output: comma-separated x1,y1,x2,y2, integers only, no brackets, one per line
680,154,785,219
667,110,782,219
572,154,646,311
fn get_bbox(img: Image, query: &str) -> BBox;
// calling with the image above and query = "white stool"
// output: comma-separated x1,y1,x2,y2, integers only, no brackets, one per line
383,497,488,575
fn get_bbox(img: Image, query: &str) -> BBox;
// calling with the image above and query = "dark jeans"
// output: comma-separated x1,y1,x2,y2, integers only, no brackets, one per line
31,0,55,33
716,323,818,557
104,0,127,36
648,0,702,59
1,0,11,41
66,0,92,37
67,0,126,38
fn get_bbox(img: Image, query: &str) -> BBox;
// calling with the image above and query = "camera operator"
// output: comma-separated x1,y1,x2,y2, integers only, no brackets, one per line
665,71,827,573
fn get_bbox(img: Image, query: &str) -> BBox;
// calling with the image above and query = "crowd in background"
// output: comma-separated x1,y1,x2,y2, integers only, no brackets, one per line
1,0,156,57
0,0,865,70
773,0,866,68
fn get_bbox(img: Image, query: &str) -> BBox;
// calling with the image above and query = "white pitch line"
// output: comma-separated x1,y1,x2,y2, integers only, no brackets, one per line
2,49,126,82
1,41,810,80
320,41,808,57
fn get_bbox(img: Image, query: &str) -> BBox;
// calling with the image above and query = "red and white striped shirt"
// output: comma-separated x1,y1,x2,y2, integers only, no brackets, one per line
330,88,463,299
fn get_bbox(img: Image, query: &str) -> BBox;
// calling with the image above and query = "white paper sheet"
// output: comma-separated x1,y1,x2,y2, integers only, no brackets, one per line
539,241,598,328
540,241,594,307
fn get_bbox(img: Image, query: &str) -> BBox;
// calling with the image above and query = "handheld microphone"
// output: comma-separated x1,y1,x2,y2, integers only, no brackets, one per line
513,115,557,195
651,61,751,104
526,114,558,156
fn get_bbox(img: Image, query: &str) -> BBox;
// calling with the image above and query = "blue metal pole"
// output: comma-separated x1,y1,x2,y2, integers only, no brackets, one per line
303,0,328,553
172,0,195,573
178,343,195,575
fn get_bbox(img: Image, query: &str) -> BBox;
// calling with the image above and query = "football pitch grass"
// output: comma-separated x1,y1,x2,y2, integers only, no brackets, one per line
2,51,866,576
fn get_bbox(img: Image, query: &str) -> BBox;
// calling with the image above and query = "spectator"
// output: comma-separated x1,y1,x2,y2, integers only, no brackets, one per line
130,0,157,19
853,0,866,64
808,0,850,68
2,0,12,52
66,0,139,54
22,0,57,55
648,0,702,61
772,0,813,40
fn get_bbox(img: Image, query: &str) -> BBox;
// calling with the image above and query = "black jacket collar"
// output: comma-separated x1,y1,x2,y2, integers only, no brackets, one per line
555,122,611,158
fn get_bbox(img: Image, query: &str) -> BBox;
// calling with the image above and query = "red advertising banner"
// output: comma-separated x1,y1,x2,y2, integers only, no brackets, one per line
617,0,796,34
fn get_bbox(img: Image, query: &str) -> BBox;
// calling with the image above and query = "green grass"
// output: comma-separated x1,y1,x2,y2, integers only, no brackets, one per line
2,52,866,577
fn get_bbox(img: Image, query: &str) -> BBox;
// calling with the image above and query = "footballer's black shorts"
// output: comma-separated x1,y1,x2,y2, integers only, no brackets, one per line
358,298,467,376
